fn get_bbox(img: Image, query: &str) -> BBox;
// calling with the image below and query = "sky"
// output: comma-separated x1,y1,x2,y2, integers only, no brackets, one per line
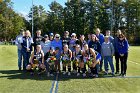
11,0,67,19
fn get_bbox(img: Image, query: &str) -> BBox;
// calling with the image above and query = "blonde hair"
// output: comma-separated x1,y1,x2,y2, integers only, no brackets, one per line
26,30,31,37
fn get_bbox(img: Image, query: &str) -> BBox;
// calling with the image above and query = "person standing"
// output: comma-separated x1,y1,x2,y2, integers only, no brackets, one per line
49,33,54,41
76,35,87,50
88,34,101,53
117,34,129,77
69,33,77,52
51,34,62,52
40,34,51,55
62,31,70,47
95,28,104,71
106,30,114,43
101,36,115,76
33,30,43,49
15,29,25,71
21,30,34,71
114,29,122,74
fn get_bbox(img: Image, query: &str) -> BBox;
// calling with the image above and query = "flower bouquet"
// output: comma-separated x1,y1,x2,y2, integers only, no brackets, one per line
72,58,79,66
84,57,93,66
62,59,71,64
47,56,56,65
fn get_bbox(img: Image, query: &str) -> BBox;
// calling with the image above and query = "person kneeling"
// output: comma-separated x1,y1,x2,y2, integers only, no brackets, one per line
26,45,46,75
83,44,101,78
44,47,56,77
61,44,72,76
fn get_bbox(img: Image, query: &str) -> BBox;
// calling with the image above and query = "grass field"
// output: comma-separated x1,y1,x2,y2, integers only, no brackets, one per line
0,45,140,93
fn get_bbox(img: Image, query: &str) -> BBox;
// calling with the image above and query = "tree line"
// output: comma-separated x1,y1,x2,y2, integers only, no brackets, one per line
0,0,140,44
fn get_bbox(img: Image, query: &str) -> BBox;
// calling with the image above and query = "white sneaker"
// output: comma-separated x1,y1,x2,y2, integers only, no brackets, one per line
50,74,54,76
47,72,50,77
63,72,66,75
68,72,71,76
83,73,86,77
95,74,98,78
73,70,77,74
77,73,80,76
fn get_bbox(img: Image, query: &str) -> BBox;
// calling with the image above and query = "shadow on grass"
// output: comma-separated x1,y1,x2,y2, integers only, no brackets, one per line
0,70,140,81
0,70,54,80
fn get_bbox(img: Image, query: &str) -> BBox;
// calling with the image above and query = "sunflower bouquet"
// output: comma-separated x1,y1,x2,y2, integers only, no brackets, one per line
72,58,80,66
32,59,40,70
47,56,56,65
84,57,93,66
61,54,71,64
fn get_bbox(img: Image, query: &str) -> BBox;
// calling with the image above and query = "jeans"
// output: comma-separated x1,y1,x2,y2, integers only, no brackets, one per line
22,50,31,70
104,56,114,73
120,52,128,75
18,49,23,69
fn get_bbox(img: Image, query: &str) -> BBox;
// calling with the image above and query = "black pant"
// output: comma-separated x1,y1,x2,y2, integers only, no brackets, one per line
120,52,128,75
115,52,120,72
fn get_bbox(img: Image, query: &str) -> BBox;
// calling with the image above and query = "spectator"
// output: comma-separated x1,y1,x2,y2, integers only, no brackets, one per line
62,31,71,47
69,33,77,52
88,34,101,53
95,28,104,71
76,35,87,50
33,30,43,49
21,30,34,71
49,33,54,41
51,34,62,52
106,30,114,43
87,33,92,44
40,34,51,55
101,36,115,76
114,29,122,74
15,29,25,71
117,34,129,77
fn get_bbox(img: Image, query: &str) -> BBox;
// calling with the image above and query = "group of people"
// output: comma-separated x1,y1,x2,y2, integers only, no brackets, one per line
15,28,129,77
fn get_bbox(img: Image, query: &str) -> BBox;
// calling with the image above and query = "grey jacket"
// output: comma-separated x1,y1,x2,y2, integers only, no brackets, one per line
101,42,114,57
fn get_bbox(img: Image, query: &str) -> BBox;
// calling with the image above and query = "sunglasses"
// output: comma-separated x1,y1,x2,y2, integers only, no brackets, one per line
56,37,59,38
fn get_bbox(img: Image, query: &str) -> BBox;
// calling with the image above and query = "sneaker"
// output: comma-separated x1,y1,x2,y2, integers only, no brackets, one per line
50,74,54,76
68,72,71,76
63,72,66,75
77,73,80,76
104,72,108,75
83,73,86,77
112,73,115,77
57,71,59,74
38,72,41,75
19,68,21,71
119,73,123,76
90,73,94,77
47,72,50,77
95,74,98,78
88,68,91,73
115,72,119,74
73,70,77,74
30,72,34,75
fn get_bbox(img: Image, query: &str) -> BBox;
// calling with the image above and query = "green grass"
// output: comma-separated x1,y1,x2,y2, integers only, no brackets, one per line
0,45,140,93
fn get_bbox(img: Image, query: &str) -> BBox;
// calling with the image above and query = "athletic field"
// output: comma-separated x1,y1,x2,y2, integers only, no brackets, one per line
0,45,140,93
